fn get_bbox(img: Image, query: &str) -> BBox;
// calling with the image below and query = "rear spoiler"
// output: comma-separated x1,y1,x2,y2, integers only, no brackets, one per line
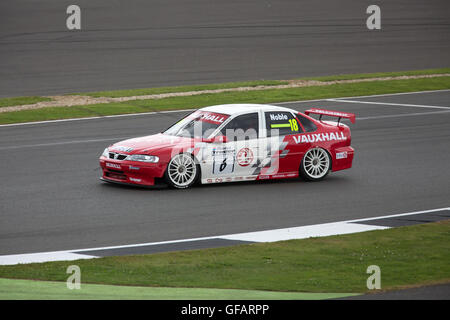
304,108,355,124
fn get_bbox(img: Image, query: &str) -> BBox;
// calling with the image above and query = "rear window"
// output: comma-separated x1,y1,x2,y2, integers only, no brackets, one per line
297,114,317,132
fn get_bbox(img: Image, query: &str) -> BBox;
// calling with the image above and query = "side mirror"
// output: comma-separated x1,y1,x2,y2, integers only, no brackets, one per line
204,135,228,143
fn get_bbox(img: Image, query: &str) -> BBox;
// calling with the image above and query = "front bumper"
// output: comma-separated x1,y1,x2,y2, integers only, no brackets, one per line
99,157,167,186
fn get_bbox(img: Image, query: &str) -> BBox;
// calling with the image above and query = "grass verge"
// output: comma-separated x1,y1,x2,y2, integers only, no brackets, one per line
0,278,357,300
1,76,449,125
74,68,450,97
0,96,52,108
75,80,289,98
0,221,448,294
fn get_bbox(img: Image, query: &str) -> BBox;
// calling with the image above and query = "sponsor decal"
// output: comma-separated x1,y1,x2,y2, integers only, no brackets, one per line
237,148,254,167
272,172,297,179
129,165,140,170
129,177,142,182
308,109,351,118
305,108,355,123
336,151,348,159
212,148,235,174
212,148,235,156
200,112,228,124
204,176,255,184
269,113,288,121
293,132,346,144
106,163,121,169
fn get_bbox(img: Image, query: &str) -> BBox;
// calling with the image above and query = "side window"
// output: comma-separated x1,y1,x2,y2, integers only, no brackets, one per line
297,114,317,132
265,111,303,137
220,113,259,141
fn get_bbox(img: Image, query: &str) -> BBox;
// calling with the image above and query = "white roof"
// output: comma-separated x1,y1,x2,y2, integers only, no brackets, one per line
200,104,296,115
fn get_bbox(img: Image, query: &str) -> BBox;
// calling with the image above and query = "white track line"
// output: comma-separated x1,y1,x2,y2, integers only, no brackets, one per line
0,207,447,265
0,252,96,265
221,207,449,242
4,110,449,151
0,109,195,128
325,88,450,100
357,110,450,121
0,89,449,128
326,98,450,110
0,137,129,150
276,89,450,105
222,222,388,242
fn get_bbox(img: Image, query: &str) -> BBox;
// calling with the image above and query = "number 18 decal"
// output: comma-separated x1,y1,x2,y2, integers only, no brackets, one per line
289,119,298,131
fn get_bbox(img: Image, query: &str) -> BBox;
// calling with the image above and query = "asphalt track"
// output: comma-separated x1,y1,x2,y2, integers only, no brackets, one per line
1,0,450,97
0,89,449,256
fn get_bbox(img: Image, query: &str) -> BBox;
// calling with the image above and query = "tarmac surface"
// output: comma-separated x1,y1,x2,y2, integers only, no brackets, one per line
1,0,449,97
1,90,449,256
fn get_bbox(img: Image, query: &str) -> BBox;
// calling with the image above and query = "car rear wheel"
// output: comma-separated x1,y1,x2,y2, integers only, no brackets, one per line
300,147,331,181
165,153,199,189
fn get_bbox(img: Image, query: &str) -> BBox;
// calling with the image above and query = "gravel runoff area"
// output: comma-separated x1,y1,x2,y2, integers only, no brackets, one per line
1,74,449,113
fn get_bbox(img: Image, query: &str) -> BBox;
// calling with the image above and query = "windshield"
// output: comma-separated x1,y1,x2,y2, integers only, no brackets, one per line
163,111,230,138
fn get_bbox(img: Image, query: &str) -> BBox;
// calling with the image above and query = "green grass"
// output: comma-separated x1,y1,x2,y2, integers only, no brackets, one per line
1,76,449,125
0,221,448,294
76,80,289,98
303,68,450,82
0,278,358,300
1,68,448,108
0,96,52,108
76,68,450,97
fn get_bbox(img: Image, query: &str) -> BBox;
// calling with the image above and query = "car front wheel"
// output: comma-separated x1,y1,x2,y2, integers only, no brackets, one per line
165,153,199,189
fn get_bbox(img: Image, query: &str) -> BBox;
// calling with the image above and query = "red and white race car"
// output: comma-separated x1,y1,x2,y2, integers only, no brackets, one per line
99,104,355,188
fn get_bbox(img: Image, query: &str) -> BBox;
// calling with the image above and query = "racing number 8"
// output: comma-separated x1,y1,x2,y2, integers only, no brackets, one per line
289,119,298,132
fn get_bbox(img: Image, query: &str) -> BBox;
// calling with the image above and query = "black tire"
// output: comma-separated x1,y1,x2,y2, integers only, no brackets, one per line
164,153,200,189
299,147,331,181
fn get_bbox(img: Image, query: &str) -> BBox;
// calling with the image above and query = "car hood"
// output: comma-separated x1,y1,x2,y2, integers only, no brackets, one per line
108,133,194,154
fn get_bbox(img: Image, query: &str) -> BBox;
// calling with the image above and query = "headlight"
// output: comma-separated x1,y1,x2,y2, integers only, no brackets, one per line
126,154,159,163
101,148,109,158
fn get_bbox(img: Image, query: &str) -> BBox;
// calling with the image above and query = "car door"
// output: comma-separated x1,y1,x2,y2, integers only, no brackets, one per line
201,112,262,183
258,110,304,177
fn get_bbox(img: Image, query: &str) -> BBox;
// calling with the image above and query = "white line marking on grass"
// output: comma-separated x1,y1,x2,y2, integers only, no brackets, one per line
326,99,450,110
0,207,447,265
